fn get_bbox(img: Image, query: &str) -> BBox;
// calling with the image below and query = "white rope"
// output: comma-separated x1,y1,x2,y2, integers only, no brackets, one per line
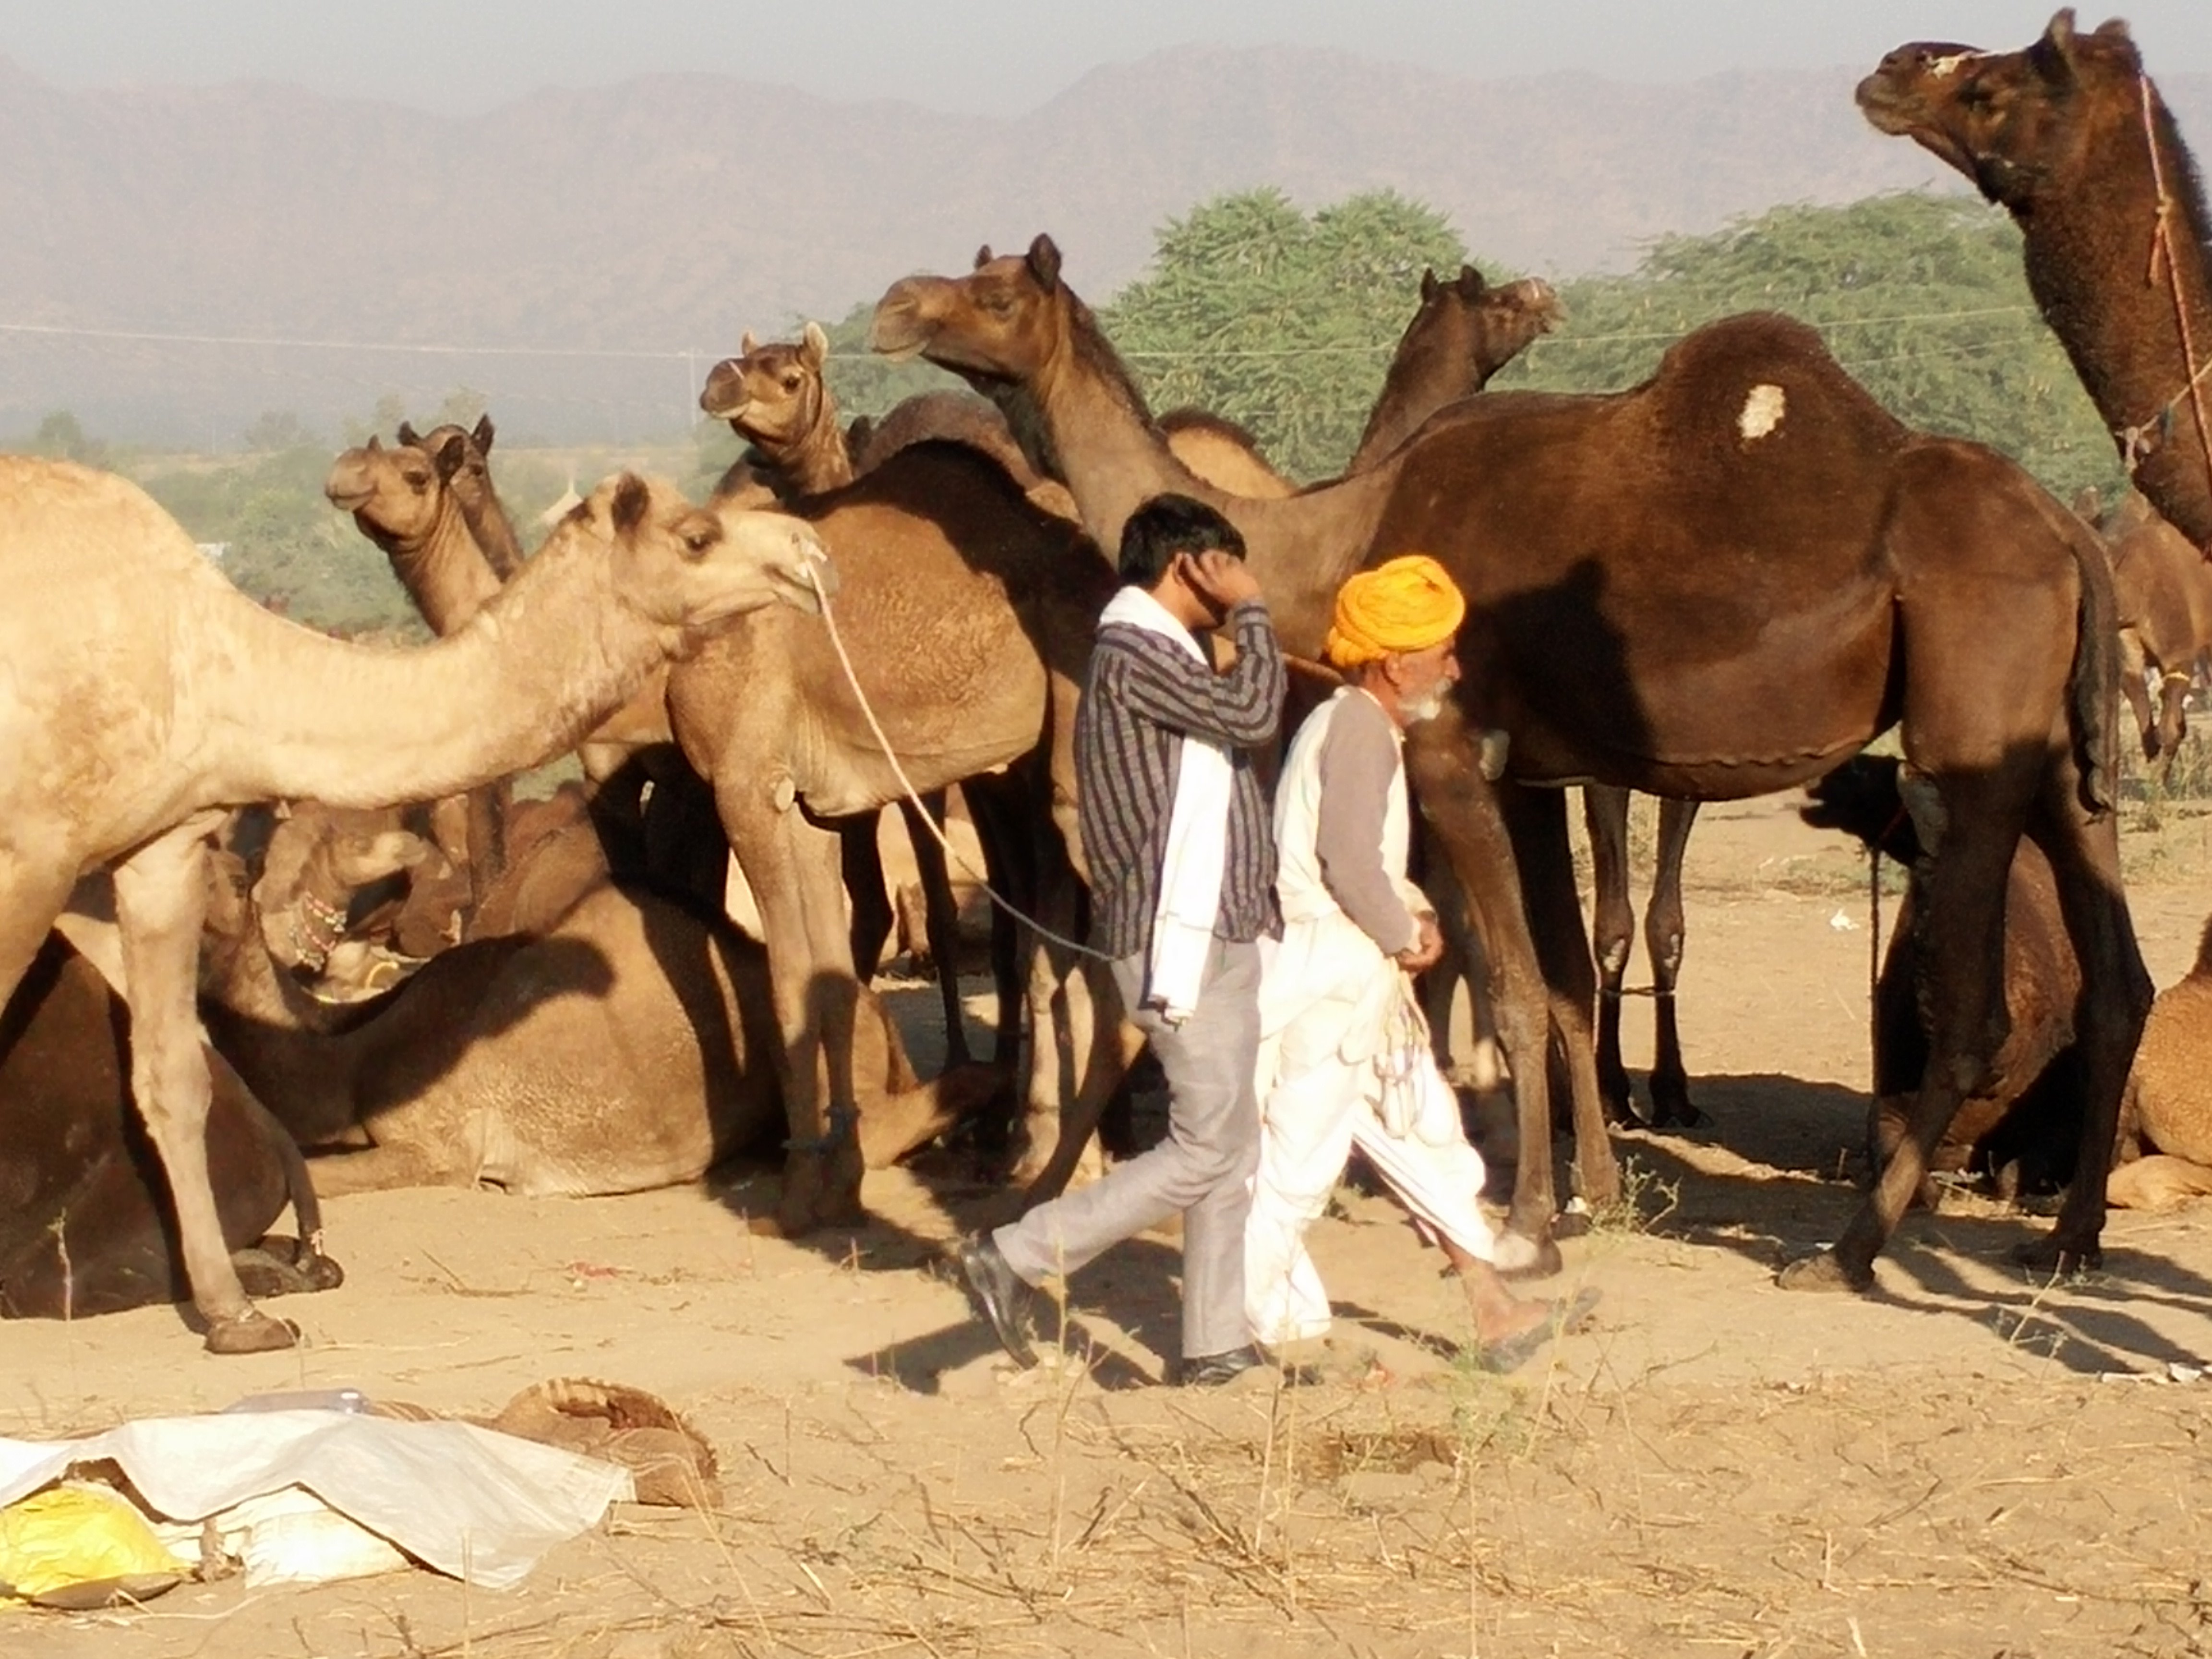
802,563,1111,963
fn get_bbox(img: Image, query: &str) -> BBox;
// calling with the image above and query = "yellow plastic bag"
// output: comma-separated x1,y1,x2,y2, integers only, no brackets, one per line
0,1485,185,1608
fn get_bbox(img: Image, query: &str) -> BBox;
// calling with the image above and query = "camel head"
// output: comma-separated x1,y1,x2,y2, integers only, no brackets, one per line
565,473,835,641
1857,12,2143,207
697,322,835,453
869,234,1072,389
1403,266,1564,390
325,429,467,544
251,804,433,972
395,415,502,529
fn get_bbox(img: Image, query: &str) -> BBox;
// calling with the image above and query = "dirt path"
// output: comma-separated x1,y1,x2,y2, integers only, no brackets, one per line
9,799,2212,1657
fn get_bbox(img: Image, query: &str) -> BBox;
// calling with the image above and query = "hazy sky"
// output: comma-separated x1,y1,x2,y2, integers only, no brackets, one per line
2,1,2205,116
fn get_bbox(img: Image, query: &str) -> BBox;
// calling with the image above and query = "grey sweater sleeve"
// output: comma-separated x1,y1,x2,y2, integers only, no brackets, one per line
1313,694,1420,956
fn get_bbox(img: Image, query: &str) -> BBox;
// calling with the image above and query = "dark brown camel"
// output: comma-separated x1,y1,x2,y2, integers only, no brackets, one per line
0,927,338,1320
2095,490,2212,774
872,235,2151,1290
1859,11,2212,554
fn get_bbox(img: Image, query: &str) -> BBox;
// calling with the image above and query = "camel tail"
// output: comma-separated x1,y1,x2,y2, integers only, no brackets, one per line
2064,512,2122,817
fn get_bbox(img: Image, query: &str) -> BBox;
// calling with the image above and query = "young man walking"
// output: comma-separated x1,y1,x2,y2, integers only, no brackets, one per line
956,493,1285,1386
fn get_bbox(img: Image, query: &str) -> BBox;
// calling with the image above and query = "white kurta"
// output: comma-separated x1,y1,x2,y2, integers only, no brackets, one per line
1246,688,1500,1346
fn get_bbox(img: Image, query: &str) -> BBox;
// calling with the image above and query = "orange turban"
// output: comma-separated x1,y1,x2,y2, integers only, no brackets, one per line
1324,554,1467,668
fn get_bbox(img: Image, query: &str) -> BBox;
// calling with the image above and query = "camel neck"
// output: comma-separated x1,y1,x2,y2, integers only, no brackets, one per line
460,482,529,581
189,522,674,811
1030,318,1394,659
359,491,504,635
760,397,856,498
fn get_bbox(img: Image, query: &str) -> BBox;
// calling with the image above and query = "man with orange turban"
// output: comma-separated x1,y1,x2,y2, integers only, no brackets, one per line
1247,555,1596,1372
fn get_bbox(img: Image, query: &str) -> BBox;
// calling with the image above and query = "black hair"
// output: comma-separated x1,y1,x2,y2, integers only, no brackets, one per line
1116,492,1246,587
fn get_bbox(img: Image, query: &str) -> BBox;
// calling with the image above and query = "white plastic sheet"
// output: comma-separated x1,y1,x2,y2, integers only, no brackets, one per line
0,1412,632,1589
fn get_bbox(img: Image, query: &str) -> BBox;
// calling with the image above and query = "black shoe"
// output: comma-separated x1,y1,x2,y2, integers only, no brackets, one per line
1177,1345,1277,1388
955,1234,1038,1369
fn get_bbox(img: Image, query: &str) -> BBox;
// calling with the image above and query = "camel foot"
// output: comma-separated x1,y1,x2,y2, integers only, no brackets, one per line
1646,1101,1711,1135
203,1309,301,1354
1492,1232,1564,1281
1551,1206,1593,1240
2010,1234,2102,1278
1597,1078,1639,1130
1775,1249,1874,1295
233,1237,345,1299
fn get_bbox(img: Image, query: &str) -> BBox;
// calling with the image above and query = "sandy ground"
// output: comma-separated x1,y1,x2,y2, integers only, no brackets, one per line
10,795,2212,1657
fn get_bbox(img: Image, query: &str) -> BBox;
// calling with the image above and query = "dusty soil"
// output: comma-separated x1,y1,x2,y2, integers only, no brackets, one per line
11,795,2212,1658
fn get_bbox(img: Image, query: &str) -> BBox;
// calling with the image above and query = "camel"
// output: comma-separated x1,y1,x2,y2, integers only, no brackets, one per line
198,837,993,1197
0,929,338,1320
325,422,521,917
2095,490,2212,775
0,458,830,1349
2108,917,2212,1207
665,440,1118,1236
1799,756,2085,1203
870,235,2152,1290
1858,11,2212,555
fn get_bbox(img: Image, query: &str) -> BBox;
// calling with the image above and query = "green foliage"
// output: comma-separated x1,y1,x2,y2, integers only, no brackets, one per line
240,409,320,453
1491,192,2124,503
24,409,108,467
1101,187,1471,480
131,446,422,637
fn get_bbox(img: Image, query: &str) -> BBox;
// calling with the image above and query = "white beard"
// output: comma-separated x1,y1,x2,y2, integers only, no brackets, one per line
1401,685,1451,725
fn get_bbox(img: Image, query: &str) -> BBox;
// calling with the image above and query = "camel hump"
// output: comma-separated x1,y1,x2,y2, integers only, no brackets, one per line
2192,914,2212,981
852,391,1048,493
1643,313,1899,445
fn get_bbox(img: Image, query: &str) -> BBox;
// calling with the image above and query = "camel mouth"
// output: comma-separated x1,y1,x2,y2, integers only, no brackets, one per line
1853,76,1921,132
325,484,374,514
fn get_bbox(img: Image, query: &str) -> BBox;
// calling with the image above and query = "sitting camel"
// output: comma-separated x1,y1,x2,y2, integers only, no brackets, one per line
2108,919,2212,1210
198,835,994,1195
873,235,2150,1292
0,929,337,1320
0,459,829,1350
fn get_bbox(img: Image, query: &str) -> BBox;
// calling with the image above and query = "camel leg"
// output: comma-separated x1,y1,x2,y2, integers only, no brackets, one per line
1402,710,1571,1276
2154,669,2191,786
1644,796,1706,1130
2020,745,2152,1272
2117,631,2156,760
725,783,867,1237
961,769,1036,1070
898,790,974,1069
112,823,297,1352
1503,782,1621,1215
1581,785,1639,1126
842,812,895,982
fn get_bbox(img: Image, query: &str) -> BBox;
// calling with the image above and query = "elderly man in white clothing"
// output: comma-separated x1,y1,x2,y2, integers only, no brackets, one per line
1246,553,1597,1373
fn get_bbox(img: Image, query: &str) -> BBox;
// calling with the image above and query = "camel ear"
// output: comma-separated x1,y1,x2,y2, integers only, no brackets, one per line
472,413,495,454
2035,9,2082,81
740,330,760,357
365,434,382,453
974,244,994,269
1459,264,1487,295
396,420,421,447
432,432,467,481
1026,234,1062,292
610,473,651,535
1420,267,1439,301
801,321,830,369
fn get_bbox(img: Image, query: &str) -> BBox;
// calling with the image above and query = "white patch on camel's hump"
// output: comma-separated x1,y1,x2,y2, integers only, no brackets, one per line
1738,384,1786,442
1928,51,1989,79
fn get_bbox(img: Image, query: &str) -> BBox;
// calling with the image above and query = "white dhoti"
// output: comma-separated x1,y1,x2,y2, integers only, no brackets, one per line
1245,910,1500,1346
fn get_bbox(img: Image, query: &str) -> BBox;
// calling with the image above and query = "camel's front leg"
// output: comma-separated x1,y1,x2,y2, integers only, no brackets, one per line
725,780,866,1236
114,821,296,1352
1404,712,1572,1276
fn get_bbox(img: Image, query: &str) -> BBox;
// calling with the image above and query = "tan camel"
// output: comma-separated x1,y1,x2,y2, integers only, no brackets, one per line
2095,491,2212,774
198,842,992,1197
0,458,830,1350
1859,11,2212,554
872,235,2151,1291
666,440,1118,1237
701,324,855,503
325,423,517,914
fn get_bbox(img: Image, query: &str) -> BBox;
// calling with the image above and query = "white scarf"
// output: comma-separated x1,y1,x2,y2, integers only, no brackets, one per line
1100,585,1234,1025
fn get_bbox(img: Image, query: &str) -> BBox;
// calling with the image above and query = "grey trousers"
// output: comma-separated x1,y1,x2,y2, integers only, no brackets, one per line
993,938,1262,1360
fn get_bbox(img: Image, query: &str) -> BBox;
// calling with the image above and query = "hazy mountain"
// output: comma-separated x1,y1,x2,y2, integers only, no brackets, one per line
3,47,2205,445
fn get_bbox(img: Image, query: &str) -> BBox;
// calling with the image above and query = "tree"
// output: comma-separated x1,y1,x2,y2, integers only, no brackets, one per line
241,410,319,453
27,410,106,467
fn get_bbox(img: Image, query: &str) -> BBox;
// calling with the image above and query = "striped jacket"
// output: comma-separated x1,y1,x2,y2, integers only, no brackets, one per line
1075,595,1286,959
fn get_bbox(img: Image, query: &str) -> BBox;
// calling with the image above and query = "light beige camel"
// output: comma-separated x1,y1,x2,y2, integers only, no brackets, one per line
0,457,829,1350
199,842,993,1198
872,237,2147,1293
2107,917,2212,1208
